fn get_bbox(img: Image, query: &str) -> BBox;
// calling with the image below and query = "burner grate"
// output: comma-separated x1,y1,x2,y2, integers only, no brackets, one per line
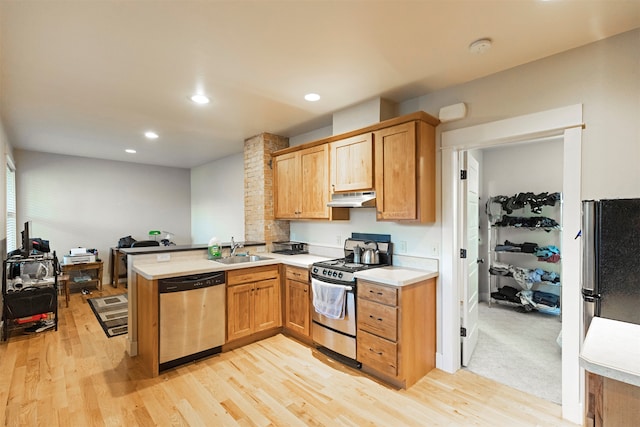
344,262,363,268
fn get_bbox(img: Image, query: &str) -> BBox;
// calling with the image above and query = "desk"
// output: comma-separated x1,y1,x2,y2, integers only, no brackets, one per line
110,247,127,287
61,261,104,293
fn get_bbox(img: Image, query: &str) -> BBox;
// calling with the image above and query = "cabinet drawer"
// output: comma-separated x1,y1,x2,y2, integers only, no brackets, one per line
357,330,398,377
227,265,279,286
358,281,397,306
357,298,397,341
285,266,309,282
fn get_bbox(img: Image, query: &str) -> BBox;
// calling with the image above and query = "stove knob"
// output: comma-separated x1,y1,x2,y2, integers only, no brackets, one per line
312,267,318,274
322,269,327,276
338,272,343,279
332,271,338,277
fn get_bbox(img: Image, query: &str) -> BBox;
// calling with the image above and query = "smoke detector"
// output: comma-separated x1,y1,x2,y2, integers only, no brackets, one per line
469,38,492,54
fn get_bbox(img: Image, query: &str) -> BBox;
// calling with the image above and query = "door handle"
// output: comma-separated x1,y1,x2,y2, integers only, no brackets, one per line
477,258,485,264
582,288,600,302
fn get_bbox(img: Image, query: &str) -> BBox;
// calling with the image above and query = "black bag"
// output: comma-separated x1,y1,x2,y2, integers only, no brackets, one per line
31,238,50,253
5,287,57,318
118,235,137,248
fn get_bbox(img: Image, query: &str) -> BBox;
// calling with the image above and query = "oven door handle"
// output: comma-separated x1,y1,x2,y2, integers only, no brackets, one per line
311,278,353,292
310,275,354,290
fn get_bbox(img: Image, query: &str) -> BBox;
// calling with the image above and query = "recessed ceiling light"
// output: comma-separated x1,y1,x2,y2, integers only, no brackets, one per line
304,93,321,102
125,149,137,154
144,131,159,139
190,94,210,104
469,38,492,54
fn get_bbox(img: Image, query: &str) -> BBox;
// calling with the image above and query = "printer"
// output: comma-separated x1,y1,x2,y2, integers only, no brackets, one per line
62,247,96,265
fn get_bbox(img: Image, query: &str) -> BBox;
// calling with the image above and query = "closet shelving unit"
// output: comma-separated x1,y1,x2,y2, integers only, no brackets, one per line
487,192,563,314
2,252,60,341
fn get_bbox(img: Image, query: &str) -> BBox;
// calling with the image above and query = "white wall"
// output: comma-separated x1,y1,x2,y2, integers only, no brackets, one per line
289,125,332,147
291,209,442,259
402,28,640,200
190,152,244,244
14,150,191,280
332,97,397,135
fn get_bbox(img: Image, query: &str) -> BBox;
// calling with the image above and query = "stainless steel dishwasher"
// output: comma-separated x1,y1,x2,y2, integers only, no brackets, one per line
158,271,225,371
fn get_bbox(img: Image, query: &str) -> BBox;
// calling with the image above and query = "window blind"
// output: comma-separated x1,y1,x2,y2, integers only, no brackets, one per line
6,157,16,252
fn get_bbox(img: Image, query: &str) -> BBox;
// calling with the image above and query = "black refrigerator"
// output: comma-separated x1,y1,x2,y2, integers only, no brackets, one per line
582,198,640,332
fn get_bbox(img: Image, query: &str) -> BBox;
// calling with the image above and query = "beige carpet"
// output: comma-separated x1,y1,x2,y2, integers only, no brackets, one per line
464,301,562,404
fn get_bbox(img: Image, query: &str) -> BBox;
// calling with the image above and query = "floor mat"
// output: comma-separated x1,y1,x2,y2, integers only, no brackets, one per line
87,293,128,338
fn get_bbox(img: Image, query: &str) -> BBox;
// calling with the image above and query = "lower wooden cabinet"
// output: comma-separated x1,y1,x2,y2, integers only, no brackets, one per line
358,329,398,377
136,274,159,377
284,265,311,339
357,278,436,389
227,265,281,342
586,372,640,427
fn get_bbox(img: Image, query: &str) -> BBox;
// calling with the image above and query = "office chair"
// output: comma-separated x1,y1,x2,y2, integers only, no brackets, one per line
121,240,160,288
130,240,160,248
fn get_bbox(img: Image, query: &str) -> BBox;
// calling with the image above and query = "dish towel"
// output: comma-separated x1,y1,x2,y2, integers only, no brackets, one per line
311,278,348,320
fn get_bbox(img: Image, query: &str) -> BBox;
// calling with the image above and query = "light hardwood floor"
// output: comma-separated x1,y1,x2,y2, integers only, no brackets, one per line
0,285,578,426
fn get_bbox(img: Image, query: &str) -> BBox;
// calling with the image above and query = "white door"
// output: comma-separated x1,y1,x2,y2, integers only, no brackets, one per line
461,152,480,366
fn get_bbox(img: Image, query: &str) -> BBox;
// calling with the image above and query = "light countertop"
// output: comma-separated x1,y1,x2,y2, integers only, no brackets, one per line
580,317,640,387
355,266,439,286
133,252,330,280
133,252,438,287
119,241,265,255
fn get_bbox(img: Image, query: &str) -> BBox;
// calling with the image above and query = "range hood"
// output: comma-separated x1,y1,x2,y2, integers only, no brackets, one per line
327,191,376,208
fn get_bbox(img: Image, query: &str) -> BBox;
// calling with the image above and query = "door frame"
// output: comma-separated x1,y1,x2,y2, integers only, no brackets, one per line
440,104,584,424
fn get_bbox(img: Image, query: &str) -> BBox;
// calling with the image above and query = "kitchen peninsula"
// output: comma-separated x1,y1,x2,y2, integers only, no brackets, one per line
580,317,640,425
129,247,439,386
122,241,268,358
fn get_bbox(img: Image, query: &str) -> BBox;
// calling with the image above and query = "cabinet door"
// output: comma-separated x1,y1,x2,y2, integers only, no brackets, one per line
285,278,310,337
227,283,254,341
331,133,373,192
357,330,398,377
227,265,279,286
299,145,330,219
253,278,281,332
274,151,300,219
357,298,397,341
374,122,417,220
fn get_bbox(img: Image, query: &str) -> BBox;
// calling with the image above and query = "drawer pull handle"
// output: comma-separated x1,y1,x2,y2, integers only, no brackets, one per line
369,348,383,356
369,315,383,321
368,290,384,296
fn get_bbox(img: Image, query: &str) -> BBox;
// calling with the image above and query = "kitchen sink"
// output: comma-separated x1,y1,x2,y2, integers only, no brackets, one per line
214,255,272,265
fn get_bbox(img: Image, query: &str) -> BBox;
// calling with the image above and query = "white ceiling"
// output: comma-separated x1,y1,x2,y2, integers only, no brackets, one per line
1,1,639,169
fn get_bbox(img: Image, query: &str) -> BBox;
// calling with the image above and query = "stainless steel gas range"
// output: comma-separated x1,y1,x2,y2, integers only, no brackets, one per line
311,234,392,368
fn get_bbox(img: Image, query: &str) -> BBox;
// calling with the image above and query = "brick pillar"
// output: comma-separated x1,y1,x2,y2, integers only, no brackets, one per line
244,133,290,245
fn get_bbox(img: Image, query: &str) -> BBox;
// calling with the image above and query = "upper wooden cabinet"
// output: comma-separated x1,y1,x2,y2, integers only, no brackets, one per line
274,144,330,219
330,133,374,193
374,120,436,222
272,111,438,223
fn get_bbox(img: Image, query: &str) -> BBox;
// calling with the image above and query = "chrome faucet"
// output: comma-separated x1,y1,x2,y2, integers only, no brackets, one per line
231,236,243,256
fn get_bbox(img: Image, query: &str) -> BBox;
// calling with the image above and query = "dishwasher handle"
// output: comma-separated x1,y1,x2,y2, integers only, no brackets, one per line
158,271,225,293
